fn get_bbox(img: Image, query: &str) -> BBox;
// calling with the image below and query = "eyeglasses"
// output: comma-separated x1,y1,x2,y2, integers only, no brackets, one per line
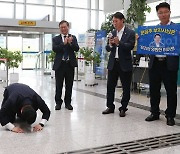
157,11,170,15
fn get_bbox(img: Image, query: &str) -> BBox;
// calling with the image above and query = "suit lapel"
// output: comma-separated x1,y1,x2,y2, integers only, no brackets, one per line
59,34,63,43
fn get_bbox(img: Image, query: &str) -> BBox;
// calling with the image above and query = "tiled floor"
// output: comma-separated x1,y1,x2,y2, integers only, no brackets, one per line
0,70,180,154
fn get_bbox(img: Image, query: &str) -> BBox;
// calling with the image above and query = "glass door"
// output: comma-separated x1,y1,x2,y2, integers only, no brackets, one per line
22,34,40,70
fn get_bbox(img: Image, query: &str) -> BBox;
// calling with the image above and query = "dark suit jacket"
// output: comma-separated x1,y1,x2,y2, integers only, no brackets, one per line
0,83,51,126
149,41,164,48
52,34,79,70
149,22,179,71
106,27,135,72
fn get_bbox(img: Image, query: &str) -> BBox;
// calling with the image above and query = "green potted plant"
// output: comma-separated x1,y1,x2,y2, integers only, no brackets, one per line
79,47,101,67
126,0,151,28
8,51,23,83
47,50,56,78
47,50,55,63
0,47,9,81
79,47,101,86
101,14,114,34
8,51,23,71
0,47,23,83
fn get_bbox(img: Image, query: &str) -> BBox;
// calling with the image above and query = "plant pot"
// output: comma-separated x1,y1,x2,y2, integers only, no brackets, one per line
51,70,55,78
0,70,7,80
10,73,19,84
85,72,95,86
85,64,93,73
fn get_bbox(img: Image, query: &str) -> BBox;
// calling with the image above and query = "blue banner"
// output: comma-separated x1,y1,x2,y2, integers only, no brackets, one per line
137,25,180,56
95,30,106,77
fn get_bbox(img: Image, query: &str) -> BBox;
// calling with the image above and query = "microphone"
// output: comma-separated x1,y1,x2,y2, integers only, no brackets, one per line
107,32,113,39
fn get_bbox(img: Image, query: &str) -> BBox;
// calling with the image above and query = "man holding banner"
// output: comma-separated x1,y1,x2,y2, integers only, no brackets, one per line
139,2,179,126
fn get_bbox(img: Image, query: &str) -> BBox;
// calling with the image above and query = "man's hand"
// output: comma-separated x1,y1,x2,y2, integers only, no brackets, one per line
114,37,120,45
33,124,43,132
67,36,73,44
64,37,68,45
109,38,115,46
12,127,24,133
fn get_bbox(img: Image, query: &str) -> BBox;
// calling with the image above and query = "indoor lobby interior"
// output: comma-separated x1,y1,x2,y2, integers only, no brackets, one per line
0,70,180,154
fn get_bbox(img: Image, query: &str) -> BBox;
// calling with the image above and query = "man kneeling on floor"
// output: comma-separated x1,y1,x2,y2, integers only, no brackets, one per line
0,83,51,133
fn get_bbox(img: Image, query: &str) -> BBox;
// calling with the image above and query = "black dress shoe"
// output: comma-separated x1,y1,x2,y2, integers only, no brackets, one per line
102,108,114,114
55,104,61,110
166,117,175,126
119,110,126,117
145,114,159,121
65,105,73,110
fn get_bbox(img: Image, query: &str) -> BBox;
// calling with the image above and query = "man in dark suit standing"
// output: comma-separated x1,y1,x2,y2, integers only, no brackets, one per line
145,2,179,126
0,83,51,133
52,20,79,110
102,12,135,117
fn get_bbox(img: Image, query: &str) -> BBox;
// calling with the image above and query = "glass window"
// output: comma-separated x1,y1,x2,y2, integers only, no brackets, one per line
45,34,52,51
0,35,6,49
144,21,159,26
26,0,54,5
91,10,96,29
171,0,180,17
16,0,24,2
99,11,105,29
171,18,180,24
99,0,104,10
1,0,13,2
56,7,63,22
8,36,22,51
16,4,24,19
65,8,88,36
145,1,164,23
65,0,88,8
56,0,63,6
26,5,53,21
0,3,13,18
91,0,96,9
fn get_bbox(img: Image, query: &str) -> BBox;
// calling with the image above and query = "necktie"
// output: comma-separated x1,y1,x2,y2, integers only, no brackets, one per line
63,35,68,60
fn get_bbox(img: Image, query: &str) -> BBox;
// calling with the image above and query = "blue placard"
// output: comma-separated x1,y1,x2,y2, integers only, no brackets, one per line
95,30,106,77
137,24,180,56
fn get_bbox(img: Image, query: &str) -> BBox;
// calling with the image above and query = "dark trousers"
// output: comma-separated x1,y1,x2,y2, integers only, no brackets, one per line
149,59,178,118
55,61,74,106
106,60,132,111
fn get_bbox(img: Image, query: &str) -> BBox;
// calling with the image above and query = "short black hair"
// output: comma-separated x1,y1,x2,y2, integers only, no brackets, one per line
21,105,37,124
113,12,125,20
59,20,69,27
154,33,161,38
156,2,170,12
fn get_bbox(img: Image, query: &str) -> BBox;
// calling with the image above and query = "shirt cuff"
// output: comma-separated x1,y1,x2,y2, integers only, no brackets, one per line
4,123,15,131
40,119,47,126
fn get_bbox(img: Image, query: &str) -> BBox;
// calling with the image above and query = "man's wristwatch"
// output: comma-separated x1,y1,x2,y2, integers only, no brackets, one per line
39,123,44,127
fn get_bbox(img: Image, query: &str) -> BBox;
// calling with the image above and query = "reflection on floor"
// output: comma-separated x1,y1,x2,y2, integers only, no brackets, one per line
0,70,180,154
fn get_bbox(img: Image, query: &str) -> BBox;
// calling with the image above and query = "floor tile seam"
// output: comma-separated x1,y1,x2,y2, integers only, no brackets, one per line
73,87,180,120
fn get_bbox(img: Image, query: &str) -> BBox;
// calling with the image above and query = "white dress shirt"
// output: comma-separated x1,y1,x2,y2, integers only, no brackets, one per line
115,26,125,58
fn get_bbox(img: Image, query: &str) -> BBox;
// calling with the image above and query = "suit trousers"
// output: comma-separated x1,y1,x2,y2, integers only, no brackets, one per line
55,61,74,106
149,59,178,118
106,60,132,111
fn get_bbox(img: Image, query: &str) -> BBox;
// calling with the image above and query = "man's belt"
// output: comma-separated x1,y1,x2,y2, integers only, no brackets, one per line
155,57,166,61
